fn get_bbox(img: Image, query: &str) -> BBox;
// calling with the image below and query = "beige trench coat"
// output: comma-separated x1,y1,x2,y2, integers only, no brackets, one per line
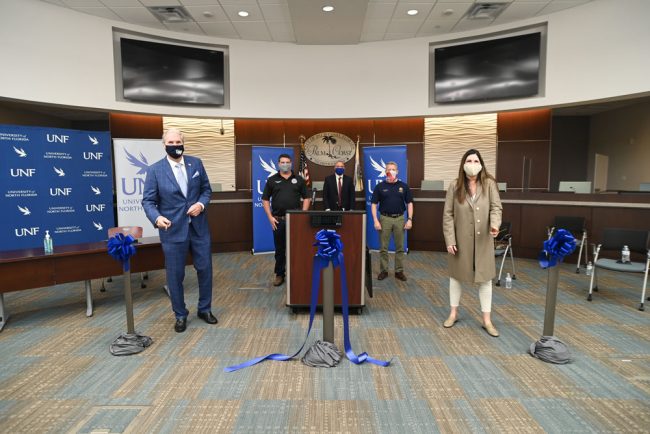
443,178,503,283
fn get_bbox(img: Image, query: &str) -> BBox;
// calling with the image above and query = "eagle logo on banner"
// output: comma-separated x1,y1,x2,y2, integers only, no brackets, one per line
259,156,278,178
369,156,386,177
124,148,150,175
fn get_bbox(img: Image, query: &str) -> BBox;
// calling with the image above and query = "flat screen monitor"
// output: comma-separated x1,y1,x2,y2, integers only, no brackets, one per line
559,181,592,194
119,37,225,106
433,32,541,104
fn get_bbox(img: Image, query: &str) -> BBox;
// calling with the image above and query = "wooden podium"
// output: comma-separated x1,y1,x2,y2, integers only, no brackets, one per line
286,210,366,313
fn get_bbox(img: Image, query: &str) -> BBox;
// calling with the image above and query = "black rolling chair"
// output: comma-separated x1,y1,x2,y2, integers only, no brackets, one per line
548,216,588,273
494,222,516,286
588,228,650,311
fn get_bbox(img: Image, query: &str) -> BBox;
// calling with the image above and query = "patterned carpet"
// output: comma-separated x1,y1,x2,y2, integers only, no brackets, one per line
0,251,649,433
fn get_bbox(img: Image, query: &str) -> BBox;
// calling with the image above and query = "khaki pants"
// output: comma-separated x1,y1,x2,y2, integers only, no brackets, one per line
379,214,405,273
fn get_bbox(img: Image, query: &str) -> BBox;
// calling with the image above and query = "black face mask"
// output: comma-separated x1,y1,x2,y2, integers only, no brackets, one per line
165,145,184,158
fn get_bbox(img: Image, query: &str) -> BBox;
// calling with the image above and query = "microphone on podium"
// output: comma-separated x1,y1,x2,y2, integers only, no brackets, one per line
310,186,317,209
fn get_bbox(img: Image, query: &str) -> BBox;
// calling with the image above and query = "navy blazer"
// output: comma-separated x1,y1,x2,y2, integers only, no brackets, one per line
323,173,356,211
142,155,212,243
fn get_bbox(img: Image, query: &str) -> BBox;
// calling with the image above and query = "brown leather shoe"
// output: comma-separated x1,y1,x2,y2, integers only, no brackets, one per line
482,323,500,337
377,271,388,280
443,316,457,328
395,271,407,281
273,275,285,286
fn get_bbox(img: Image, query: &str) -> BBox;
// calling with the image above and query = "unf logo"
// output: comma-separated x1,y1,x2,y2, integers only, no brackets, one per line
50,187,72,196
85,204,105,212
47,134,69,143
15,227,39,237
83,152,103,160
10,168,36,177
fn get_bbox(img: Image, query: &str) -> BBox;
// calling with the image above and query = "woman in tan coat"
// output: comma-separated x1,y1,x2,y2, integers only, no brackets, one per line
442,149,502,337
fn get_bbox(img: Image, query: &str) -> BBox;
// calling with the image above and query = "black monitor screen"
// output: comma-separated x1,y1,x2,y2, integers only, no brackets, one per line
120,38,225,106
434,32,541,104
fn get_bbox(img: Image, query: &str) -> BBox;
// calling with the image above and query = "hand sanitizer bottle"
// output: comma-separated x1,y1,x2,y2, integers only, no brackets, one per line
44,230,53,254
586,261,593,276
505,273,512,289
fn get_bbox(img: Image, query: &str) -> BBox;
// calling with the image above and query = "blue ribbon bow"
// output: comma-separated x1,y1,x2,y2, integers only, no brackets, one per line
538,228,576,269
107,233,136,271
225,229,390,372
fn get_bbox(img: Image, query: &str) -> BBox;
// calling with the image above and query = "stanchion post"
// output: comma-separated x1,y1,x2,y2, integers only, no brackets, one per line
543,266,560,336
124,264,135,335
323,262,334,344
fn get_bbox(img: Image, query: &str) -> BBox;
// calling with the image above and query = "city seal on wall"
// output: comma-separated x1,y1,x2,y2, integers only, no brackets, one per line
304,132,356,166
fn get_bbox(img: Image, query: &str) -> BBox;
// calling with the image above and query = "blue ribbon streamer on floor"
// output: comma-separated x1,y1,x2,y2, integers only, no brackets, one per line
225,229,390,372
538,228,576,268
107,233,136,272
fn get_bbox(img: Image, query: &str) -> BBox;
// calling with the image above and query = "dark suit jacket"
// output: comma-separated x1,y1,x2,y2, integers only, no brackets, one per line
323,174,356,211
142,155,212,243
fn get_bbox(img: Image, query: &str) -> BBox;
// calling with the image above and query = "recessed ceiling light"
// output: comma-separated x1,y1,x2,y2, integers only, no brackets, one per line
443,9,454,16
238,11,249,17
407,9,419,16
322,5,334,12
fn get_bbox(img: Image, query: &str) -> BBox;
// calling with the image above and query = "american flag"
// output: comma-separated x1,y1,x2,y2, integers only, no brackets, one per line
354,136,363,191
298,141,311,187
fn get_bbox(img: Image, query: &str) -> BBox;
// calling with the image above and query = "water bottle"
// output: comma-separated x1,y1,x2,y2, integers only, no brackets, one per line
43,230,53,254
505,273,512,289
586,261,593,276
621,245,630,263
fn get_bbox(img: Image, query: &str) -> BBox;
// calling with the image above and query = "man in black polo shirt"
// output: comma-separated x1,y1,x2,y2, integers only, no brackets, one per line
262,153,310,286
370,161,413,281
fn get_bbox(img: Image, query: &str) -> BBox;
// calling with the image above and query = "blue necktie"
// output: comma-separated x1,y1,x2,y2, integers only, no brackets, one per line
175,163,188,197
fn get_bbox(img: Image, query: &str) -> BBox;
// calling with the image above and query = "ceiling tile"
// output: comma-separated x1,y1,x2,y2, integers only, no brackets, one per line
257,0,288,4
429,2,472,21
221,3,264,21
110,6,160,23
369,0,397,3
418,19,456,34
259,3,291,21
538,0,591,15
266,21,295,42
99,0,140,7
185,5,229,22
139,0,181,6
362,19,390,34
232,21,272,41
164,21,205,34
72,6,123,20
360,33,385,42
43,0,66,5
62,0,103,6
386,18,425,34
179,0,225,5
493,2,547,24
392,2,435,19
366,3,397,20
198,21,240,38
452,17,494,32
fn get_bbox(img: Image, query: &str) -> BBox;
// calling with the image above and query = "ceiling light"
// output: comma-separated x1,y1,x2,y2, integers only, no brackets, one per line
322,5,334,12
238,11,249,17
407,9,419,16
443,9,454,16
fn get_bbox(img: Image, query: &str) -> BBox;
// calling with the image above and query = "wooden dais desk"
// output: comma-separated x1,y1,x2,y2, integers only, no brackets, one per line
0,237,178,330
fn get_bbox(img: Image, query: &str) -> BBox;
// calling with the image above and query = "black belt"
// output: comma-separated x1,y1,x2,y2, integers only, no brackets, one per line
273,215,286,220
380,212,403,218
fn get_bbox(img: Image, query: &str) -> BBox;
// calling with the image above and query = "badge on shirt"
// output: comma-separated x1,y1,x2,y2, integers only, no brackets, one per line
398,187,403,193
291,178,297,184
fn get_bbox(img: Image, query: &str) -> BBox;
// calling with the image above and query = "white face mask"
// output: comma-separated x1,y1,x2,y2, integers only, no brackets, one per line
387,169,397,180
463,163,482,177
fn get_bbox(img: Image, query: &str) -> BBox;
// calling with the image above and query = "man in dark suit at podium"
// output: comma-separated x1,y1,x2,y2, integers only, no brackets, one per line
323,161,356,211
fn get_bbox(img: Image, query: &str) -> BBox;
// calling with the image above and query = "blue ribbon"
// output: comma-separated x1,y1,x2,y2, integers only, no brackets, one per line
107,233,136,272
225,229,390,372
538,228,576,269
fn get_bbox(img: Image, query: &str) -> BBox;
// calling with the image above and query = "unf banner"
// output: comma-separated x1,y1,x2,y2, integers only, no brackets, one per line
362,145,408,251
252,146,294,254
113,139,166,238
0,124,114,251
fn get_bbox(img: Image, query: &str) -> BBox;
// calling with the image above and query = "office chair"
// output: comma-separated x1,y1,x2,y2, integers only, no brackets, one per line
548,216,589,273
588,228,650,311
494,222,517,286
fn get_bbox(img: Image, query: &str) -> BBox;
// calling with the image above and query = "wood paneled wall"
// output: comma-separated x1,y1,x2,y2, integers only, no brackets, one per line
497,109,551,190
234,118,424,190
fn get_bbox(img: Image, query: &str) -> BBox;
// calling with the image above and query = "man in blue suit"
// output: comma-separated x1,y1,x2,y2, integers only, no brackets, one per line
142,128,216,332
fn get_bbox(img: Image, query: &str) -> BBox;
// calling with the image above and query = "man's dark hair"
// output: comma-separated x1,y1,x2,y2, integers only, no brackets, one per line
278,153,292,162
